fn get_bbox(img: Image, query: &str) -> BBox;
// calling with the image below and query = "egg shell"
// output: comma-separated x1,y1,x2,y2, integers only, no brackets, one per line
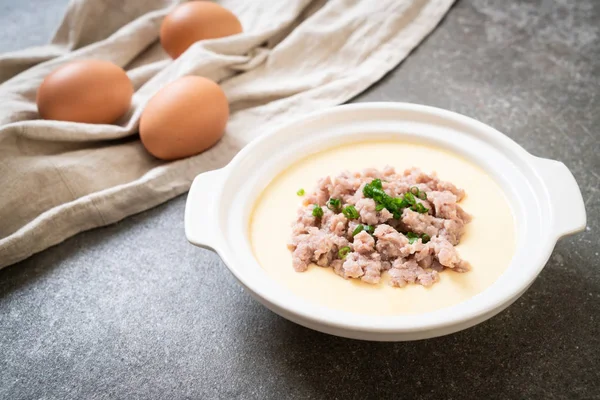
160,1,242,59
36,60,133,124
139,76,229,161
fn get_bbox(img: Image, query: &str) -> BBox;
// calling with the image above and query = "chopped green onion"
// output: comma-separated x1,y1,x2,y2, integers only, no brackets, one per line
395,197,409,208
353,224,375,236
411,202,429,214
327,198,341,212
406,231,419,244
363,180,431,219
363,180,402,219
312,205,323,218
404,192,416,206
411,186,428,200
406,231,431,244
342,205,359,219
297,188,305,196
338,246,351,259
393,197,408,209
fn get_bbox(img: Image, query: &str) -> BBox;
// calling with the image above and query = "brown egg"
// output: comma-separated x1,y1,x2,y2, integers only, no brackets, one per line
36,60,133,124
160,1,242,59
139,76,228,160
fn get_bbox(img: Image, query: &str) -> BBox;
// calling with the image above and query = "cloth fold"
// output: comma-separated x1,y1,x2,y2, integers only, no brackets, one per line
0,0,455,268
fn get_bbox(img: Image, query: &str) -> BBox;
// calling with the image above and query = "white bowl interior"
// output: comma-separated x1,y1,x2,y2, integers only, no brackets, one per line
213,104,556,336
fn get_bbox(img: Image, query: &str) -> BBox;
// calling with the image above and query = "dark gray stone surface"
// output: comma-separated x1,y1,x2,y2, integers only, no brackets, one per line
1,0,598,399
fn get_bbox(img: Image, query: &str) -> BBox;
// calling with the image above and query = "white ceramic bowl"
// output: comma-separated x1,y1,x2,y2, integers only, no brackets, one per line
184,103,586,341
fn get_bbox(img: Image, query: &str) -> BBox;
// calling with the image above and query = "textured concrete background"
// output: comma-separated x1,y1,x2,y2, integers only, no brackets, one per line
1,1,599,399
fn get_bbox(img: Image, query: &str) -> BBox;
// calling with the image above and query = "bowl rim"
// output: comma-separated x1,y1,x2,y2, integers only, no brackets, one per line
186,102,585,336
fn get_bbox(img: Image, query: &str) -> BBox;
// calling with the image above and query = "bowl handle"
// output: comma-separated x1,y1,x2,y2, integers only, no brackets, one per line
185,168,225,252
532,156,587,238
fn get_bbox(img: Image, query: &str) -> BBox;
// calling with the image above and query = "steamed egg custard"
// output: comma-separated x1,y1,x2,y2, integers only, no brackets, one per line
249,141,516,315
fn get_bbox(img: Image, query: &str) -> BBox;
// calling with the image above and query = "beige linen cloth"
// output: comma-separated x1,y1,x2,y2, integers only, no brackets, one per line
0,0,455,268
